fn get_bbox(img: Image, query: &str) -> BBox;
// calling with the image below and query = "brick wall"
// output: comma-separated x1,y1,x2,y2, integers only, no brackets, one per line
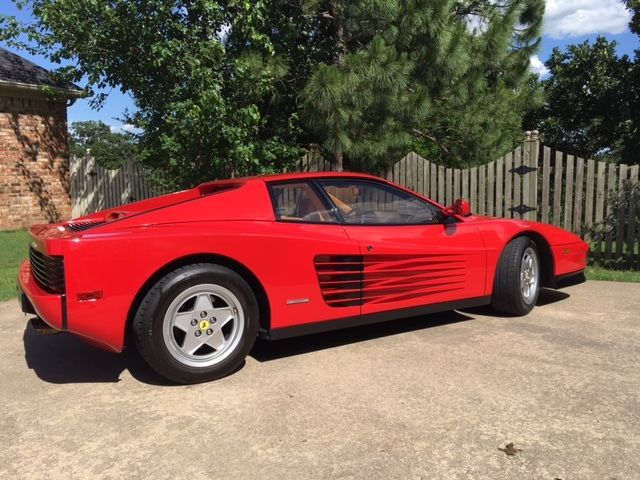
0,94,72,231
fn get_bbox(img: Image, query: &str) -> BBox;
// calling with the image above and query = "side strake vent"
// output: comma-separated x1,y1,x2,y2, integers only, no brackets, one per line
66,220,106,232
316,253,468,308
363,254,467,305
29,247,65,294
314,255,364,307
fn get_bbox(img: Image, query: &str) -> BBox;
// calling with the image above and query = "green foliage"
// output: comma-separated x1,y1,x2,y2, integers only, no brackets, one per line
525,37,637,163
626,0,640,36
69,121,137,169
528,3,640,165
1,1,306,188
300,0,545,171
1,0,545,183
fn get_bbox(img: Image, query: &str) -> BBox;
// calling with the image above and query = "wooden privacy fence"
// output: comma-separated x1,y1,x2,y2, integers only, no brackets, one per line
70,132,640,268
294,132,640,268
294,133,542,222
384,137,540,221
70,156,164,218
537,145,639,269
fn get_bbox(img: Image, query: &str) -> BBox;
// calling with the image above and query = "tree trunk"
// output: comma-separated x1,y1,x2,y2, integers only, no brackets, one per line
335,0,346,66
334,0,345,172
334,147,344,172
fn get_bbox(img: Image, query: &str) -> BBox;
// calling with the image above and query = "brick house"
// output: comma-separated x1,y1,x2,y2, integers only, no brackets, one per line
0,47,84,230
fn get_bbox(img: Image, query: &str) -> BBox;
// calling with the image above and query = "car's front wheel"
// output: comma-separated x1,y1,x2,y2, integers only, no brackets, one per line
133,263,258,384
491,237,540,316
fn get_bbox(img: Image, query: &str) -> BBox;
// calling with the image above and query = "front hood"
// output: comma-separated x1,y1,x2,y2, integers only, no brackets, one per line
465,215,585,246
462,214,495,222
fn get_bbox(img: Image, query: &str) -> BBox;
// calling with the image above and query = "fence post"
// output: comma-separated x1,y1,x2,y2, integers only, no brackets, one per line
523,130,540,221
540,147,551,224
70,155,80,218
513,147,522,218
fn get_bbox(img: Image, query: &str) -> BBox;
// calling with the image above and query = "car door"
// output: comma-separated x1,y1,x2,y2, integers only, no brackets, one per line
265,180,362,329
315,179,487,316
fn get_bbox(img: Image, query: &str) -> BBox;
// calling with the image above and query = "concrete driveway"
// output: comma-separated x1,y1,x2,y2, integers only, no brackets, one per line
1,280,639,479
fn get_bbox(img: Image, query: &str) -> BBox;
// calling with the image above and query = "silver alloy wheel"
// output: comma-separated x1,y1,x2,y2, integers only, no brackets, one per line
162,284,244,368
520,247,539,304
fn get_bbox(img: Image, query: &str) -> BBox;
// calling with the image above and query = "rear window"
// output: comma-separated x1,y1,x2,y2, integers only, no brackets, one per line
269,182,337,223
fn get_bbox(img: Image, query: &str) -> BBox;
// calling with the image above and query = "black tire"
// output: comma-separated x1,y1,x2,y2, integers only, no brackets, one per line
133,263,259,384
491,237,540,316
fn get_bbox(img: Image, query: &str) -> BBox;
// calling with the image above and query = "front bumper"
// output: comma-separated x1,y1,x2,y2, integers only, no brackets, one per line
17,260,66,331
552,242,589,276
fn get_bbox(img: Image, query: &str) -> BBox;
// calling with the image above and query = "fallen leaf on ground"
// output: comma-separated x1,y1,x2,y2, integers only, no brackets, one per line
498,442,522,456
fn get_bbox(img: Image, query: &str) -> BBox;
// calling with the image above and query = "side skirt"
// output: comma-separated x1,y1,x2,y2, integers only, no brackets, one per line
268,296,491,341
551,270,586,289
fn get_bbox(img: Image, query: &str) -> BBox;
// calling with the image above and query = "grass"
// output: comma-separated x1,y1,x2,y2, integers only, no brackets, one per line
0,230,29,301
585,265,640,283
0,229,639,302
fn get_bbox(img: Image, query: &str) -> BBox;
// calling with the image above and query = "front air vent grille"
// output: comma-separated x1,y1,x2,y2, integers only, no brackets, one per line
314,255,364,307
29,247,65,294
65,220,106,232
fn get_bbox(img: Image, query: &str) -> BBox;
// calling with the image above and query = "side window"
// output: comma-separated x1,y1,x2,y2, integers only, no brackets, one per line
269,182,336,223
319,180,441,225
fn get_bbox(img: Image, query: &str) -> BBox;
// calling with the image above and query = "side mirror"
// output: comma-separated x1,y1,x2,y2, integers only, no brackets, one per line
443,198,471,217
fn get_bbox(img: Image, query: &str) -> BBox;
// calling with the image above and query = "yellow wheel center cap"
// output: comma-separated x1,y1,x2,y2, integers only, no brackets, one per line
199,320,210,331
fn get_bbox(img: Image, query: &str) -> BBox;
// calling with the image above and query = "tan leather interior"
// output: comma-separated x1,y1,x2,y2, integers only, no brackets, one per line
327,192,354,216
277,183,330,221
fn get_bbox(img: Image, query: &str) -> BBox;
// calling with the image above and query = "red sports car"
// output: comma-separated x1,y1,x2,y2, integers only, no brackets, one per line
18,172,588,383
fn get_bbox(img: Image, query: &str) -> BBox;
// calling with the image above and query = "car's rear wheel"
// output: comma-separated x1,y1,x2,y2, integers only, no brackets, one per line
491,237,540,316
133,263,258,384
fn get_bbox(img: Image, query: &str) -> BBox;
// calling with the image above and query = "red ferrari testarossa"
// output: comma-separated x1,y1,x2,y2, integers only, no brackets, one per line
18,172,587,383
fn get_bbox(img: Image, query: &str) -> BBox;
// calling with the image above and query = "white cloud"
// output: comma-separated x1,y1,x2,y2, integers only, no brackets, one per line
544,0,631,38
110,124,140,134
530,55,550,77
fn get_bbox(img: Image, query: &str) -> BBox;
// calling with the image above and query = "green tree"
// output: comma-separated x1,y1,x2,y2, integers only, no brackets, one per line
624,0,640,164
69,121,138,169
525,37,636,163
626,0,640,36
300,0,544,171
1,0,544,182
1,1,306,188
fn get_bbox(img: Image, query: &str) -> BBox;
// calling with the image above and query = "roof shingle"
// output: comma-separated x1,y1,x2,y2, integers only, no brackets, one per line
0,47,82,93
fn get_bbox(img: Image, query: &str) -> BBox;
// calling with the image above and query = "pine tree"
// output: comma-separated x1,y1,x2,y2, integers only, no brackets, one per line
299,0,544,171
300,1,414,171
2,0,544,180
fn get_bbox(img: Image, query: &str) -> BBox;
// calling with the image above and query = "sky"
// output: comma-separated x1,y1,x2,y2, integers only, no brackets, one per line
1,0,638,132
530,0,637,76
